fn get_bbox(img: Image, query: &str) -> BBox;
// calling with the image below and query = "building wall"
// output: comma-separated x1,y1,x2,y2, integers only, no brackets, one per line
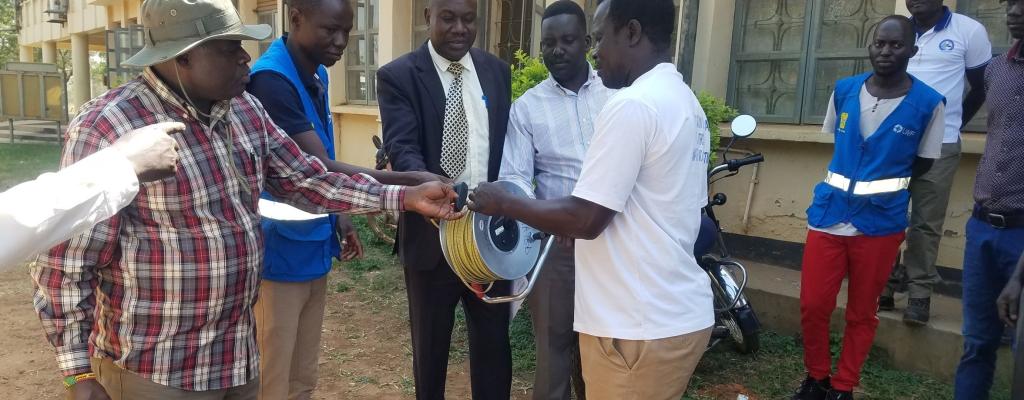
20,0,991,273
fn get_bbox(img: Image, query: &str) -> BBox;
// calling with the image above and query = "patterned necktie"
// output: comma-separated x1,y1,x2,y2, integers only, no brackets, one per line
440,62,469,179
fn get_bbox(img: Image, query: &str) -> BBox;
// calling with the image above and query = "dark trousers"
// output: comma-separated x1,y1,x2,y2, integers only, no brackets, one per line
404,259,512,400
527,243,585,400
954,217,1024,400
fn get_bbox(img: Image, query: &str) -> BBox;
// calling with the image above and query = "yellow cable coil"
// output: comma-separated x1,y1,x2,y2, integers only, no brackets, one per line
440,211,497,294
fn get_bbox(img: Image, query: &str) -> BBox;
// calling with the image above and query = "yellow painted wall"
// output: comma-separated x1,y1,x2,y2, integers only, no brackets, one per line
333,111,381,169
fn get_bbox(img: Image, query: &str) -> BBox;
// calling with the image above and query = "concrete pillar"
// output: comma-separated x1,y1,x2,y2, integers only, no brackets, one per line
690,0,735,97
41,41,58,64
19,46,34,62
71,33,92,109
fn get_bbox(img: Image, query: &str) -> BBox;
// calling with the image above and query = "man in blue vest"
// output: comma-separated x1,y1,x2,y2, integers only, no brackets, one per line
792,16,946,400
247,0,445,398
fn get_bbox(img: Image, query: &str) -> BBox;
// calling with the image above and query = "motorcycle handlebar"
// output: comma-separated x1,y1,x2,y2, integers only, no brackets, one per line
727,154,764,171
708,153,765,179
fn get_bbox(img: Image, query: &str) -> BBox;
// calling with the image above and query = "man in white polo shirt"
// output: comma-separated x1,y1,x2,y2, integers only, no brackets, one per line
880,0,992,326
468,1,712,398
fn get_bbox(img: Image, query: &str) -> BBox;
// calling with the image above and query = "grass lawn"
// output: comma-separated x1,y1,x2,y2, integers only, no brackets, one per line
341,215,1003,400
0,143,61,191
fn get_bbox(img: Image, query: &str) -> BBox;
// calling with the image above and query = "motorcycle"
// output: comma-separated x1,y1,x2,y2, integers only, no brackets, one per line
696,114,764,354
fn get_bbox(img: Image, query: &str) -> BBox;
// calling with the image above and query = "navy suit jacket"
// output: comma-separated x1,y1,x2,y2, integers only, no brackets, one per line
377,43,512,270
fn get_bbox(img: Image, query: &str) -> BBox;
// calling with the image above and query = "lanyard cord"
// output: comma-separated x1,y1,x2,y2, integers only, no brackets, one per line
175,63,253,195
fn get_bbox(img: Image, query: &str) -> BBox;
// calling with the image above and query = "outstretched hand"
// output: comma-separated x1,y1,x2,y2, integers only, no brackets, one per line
467,182,511,216
112,122,186,182
404,181,466,220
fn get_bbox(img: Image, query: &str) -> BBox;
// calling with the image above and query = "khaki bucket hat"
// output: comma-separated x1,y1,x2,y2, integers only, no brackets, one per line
123,0,272,67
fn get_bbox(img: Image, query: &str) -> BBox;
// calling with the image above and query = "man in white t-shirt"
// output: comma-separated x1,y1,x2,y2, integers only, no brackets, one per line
468,1,711,399
880,0,992,326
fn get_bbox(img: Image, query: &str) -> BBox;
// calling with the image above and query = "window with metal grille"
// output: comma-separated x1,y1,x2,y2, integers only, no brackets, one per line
347,0,378,104
728,0,896,124
958,0,1014,132
105,25,145,88
496,0,545,63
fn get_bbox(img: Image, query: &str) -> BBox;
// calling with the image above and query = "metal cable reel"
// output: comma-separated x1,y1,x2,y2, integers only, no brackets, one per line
439,181,555,304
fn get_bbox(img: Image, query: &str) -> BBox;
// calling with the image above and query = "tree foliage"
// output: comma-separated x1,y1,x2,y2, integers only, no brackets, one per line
0,0,20,66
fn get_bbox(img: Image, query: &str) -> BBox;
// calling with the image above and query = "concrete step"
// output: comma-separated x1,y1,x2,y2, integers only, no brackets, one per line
740,259,1013,386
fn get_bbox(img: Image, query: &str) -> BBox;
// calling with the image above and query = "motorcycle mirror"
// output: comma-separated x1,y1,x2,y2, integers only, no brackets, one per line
730,115,757,138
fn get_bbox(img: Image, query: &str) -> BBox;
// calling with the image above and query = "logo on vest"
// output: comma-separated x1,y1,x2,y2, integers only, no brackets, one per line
838,112,849,134
893,124,918,137
939,39,955,52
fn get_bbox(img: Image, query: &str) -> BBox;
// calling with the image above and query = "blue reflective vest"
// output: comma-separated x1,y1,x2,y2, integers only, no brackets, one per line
806,73,944,236
252,38,339,282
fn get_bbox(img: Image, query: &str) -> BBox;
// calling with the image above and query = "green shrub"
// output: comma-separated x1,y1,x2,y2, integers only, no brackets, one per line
510,51,738,163
697,90,739,165
511,50,549,101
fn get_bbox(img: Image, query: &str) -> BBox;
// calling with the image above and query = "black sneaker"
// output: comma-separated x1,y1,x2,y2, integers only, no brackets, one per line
903,297,930,326
825,389,854,400
878,296,895,312
792,375,831,400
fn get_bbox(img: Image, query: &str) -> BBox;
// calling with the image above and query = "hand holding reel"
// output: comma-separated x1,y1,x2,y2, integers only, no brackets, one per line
438,181,554,304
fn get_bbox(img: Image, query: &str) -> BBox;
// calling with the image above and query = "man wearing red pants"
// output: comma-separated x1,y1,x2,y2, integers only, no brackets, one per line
792,16,946,400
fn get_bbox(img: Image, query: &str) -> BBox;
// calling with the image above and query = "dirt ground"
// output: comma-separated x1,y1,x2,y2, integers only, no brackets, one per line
0,264,532,399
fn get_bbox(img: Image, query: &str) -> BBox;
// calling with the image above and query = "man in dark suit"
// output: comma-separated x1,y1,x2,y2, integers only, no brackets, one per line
376,0,512,399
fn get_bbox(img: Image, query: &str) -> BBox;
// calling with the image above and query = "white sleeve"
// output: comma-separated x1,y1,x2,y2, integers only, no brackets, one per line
0,147,139,268
822,92,837,134
965,22,994,69
918,102,946,159
497,100,537,198
571,97,654,213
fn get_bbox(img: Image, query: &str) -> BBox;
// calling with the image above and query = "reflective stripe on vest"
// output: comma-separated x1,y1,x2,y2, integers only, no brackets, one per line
825,171,911,196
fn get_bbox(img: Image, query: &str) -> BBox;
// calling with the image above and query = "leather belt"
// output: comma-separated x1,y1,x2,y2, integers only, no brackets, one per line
973,207,1024,229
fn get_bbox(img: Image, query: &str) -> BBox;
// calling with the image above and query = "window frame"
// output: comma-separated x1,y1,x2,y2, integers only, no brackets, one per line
256,9,278,57
346,0,379,105
727,0,892,125
105,24,145,88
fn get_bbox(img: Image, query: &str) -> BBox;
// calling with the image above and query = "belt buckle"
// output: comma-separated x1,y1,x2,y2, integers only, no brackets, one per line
988,213,1008,229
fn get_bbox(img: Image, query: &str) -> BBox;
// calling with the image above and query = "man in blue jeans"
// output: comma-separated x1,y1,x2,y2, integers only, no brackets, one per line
953,1,1024,398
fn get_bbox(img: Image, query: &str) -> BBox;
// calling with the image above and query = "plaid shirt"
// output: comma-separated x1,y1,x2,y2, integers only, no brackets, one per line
31,68,405,391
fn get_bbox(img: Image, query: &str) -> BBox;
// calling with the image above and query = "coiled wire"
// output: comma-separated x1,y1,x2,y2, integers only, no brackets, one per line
440,211,496,295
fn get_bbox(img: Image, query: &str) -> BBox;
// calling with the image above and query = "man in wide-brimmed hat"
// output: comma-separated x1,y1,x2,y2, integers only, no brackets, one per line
30,0,464,398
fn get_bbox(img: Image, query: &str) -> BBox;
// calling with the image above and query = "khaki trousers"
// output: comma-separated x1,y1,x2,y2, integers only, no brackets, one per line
886,141,961,299
255,277,328,400
579,328,711,400
89,357,258,400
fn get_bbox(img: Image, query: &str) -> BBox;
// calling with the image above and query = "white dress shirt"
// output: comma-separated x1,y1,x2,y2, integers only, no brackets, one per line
428,41,490,188
0,147,139,268
500,67,614,200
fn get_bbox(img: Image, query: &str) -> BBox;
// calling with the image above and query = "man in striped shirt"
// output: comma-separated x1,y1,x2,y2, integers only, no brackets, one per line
498,2,613,399
31,0,463,398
